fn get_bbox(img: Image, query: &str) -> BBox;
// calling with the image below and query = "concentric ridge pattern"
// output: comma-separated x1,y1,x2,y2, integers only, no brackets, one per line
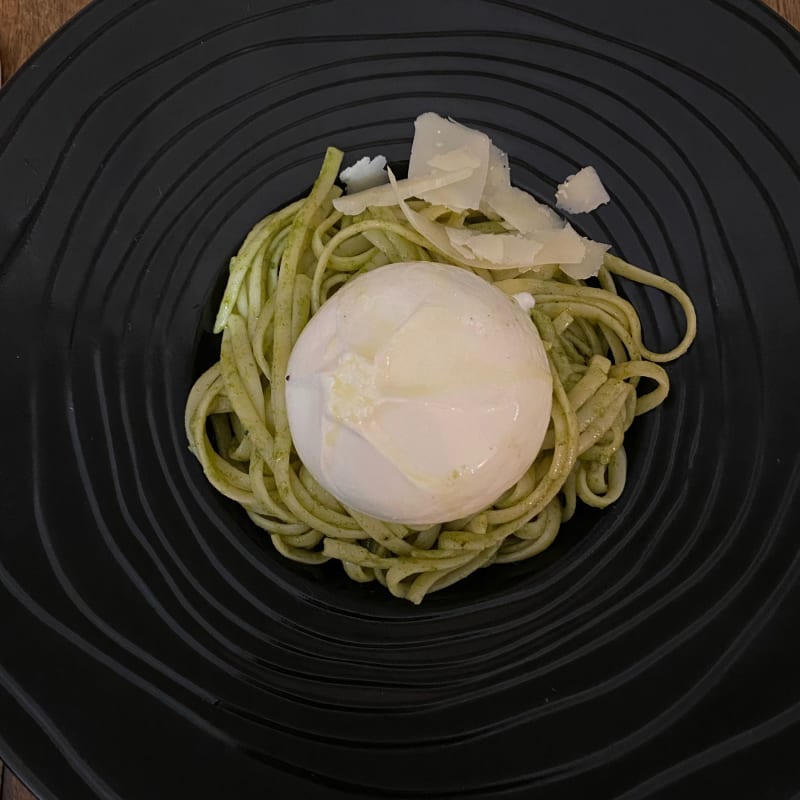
1,1,799,798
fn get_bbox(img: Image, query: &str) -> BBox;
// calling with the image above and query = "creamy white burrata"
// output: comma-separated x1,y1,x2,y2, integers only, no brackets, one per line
285,262,552,524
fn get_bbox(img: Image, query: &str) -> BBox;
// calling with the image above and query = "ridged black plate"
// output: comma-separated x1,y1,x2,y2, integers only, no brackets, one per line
2,1,799,798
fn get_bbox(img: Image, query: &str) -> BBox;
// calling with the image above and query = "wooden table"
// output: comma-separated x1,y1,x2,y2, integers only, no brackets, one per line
0,0,798,797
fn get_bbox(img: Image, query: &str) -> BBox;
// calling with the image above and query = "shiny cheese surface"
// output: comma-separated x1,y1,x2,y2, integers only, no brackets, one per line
285,262,553,524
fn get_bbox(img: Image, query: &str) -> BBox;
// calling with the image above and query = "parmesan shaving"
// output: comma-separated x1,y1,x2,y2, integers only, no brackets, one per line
446,228,543,268
480,144,561,233
560,239,611,280
533,224,587,266
427,147,482,172
339,156,388,194
555,166,611,214
408,113,491,211
388,169,508,271
483,145,510,197
333,167,475,216
485,185,562,234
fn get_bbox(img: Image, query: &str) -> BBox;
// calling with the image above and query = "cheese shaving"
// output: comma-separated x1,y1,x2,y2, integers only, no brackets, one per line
339,156,388,194
408,113,491,211
555,166,611,214
333,167,475,216
560,239,611,280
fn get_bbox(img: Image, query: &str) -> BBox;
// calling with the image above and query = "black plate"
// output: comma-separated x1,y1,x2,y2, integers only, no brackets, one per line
2,1,799,798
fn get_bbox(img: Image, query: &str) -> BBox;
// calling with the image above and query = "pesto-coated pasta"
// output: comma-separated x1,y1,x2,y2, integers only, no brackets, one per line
185,147,696,604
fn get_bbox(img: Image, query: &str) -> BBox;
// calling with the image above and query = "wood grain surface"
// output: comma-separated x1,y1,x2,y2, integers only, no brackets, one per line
0,0,798,798
0,0,88,80
770,0,800,27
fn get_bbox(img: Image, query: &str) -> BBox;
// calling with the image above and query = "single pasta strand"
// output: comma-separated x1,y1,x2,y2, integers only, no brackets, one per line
604,253,697,362
271,148,344,522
